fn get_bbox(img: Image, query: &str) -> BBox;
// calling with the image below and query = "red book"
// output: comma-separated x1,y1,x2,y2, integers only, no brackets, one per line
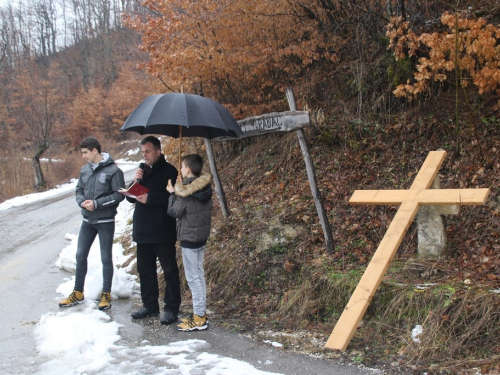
118,182,150,198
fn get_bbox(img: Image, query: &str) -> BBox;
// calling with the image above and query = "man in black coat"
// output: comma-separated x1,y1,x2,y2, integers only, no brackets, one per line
127,136,180,325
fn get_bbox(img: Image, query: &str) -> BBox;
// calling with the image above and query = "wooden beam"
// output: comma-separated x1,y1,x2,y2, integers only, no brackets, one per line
286,87,334,253
204,138,230,219
409,151,446,189
325,200,420,350
324,150,491,351
350,189,490,206
237,111,310,138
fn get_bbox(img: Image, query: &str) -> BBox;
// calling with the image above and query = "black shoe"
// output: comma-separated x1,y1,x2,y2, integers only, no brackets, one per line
131,307,160,319
160,310,178,325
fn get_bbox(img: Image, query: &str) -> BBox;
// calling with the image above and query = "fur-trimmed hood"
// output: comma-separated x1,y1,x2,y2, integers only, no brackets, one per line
174,173,212,202
167,172,213,248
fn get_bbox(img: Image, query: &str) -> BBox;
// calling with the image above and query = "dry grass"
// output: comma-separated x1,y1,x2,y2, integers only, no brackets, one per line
0,152,81,200
398,287,500,370
201,219,500,371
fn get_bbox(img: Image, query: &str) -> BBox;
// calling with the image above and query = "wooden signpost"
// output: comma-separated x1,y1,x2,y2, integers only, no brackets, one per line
285,88,334,253
325,150,490,351
237,110,310,137
209,88,334,253
208,110,311,221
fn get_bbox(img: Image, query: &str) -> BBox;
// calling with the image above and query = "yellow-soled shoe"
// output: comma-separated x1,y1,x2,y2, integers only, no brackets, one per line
59,290,84,308
98,292,112,310
177,314,209,331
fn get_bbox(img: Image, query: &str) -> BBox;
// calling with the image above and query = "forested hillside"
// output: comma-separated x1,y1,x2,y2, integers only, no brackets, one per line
2,1,500,373
0,0,153,196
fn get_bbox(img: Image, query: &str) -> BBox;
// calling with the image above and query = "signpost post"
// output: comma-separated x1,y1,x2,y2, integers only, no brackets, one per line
208,88,334,251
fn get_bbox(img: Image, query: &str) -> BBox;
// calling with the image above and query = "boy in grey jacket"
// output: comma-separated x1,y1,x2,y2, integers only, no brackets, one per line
59,137,125,310
167,154,213,331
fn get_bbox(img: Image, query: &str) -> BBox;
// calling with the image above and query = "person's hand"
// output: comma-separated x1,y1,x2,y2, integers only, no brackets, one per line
136,193,148,204
166,179,175,193
134,168,143,183
82,200,95,211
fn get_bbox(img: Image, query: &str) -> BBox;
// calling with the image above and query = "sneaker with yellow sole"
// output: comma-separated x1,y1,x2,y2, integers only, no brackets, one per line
59,290,84,308
177,313,209,331
98,292,112,310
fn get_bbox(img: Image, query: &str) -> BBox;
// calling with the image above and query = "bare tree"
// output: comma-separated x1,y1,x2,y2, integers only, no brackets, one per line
12,62,66,189
33,0,58,57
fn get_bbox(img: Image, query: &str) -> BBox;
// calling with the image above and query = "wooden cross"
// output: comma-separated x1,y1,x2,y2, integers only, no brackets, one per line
325,150,490,351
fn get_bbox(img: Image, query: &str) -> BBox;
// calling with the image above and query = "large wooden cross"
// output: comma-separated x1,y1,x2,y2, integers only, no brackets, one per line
325,150,490,351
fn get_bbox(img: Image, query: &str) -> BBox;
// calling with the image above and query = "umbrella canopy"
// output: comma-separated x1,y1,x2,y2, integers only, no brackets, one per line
120,93,243,140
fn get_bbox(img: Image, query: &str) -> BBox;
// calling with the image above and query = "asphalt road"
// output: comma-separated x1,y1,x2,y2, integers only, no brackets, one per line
0,167,380,375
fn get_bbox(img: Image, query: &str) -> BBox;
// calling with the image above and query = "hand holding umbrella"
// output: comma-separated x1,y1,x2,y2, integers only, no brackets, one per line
121,93,243,219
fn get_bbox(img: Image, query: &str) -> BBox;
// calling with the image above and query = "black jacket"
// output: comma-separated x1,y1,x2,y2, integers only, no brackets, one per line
76,152,125,224
167,174,213,248
126,156,178,244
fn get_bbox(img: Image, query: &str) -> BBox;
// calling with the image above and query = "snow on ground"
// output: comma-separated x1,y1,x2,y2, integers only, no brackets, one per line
1,160,283,375
23,157,64,163
0,179,78,210
0,159,138,211
126,147,140,156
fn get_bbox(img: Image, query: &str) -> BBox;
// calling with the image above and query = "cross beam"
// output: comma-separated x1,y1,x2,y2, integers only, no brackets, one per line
350,189,489,206
325,150,490,351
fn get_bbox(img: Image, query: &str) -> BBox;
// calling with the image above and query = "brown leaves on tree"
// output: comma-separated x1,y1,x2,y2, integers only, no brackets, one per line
124,0,344,116
387,12,500,109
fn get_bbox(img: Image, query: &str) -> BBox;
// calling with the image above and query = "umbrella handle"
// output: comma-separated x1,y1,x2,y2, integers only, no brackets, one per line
178,125,183,182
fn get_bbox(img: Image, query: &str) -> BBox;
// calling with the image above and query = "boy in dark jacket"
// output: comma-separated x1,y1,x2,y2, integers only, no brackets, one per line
167,154,213,331
59,136,125,310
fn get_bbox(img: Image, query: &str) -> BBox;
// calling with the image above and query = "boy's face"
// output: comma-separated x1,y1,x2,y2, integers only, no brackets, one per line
81,148,99,164
181,161,190,179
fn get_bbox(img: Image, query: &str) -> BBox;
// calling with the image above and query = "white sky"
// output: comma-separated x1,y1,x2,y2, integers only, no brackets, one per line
0,159,284,375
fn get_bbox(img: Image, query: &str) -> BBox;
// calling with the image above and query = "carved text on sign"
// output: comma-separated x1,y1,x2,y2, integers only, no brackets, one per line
248,116,282,132
237,111,310,138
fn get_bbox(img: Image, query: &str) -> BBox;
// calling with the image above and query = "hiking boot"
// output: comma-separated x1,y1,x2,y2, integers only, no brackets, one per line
177,314,209,331
59,290,84,308
98,292,112,310
131,306,160,319
160,310,178,325
180,314,193,323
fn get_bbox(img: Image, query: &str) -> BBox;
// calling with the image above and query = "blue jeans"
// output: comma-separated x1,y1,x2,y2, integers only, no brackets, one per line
74,221,115,293
181,246,206,317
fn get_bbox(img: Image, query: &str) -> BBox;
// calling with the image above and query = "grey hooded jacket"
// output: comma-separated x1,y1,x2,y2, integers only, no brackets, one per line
75,152,125,224
167,173,213,248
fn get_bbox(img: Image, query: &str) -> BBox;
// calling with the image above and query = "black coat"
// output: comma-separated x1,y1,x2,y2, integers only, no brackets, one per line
126,155,178,244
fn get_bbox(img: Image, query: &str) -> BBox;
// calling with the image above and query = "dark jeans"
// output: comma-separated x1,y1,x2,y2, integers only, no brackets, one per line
136,243,181,313
75,221,115,293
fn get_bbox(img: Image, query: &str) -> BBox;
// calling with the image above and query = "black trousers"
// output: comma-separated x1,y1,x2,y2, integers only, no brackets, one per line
136,243,181,313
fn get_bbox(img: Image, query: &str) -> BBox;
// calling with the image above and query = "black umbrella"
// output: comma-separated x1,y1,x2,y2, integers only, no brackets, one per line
121,93,243,170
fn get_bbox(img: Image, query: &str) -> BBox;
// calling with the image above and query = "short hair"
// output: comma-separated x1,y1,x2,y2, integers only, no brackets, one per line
140,136,161,150
80,137,101,153
182,154,203,177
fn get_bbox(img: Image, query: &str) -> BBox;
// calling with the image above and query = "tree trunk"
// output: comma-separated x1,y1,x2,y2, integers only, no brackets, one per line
32,143,48,190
